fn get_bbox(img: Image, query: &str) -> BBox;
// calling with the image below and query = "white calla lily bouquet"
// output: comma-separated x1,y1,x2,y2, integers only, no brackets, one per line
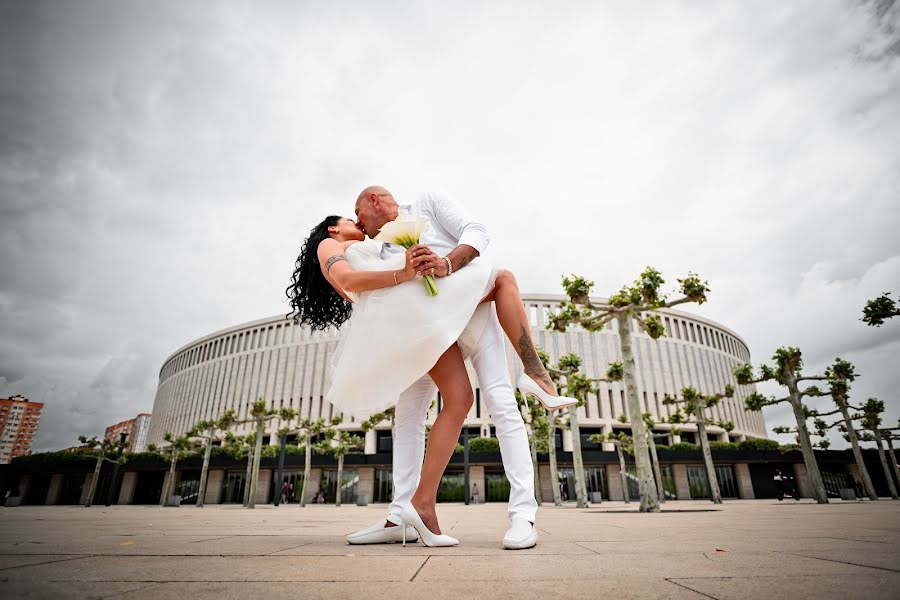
374,214,439,296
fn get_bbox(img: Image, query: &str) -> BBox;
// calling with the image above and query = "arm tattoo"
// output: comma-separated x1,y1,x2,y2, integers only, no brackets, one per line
324,255,348,273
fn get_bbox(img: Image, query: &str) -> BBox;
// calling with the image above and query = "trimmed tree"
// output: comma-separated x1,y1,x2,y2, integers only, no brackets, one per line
857,398,899,500
735,347,833,504
591,429,633,503
319,415,365,507
239,400,297,509
188,408,238,508
805,359,879,501
549,267,710,512
222,431,255,506
862,293,899,326
159,432,195,507
663,386,735,504
78,434,129,507
297,417,327,507
641,413,668,504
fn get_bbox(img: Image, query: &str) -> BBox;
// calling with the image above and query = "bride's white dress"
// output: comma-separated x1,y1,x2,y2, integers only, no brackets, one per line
324,239,497,420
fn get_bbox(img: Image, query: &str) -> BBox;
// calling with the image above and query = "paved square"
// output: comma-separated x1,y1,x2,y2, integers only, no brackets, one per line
1,500,898,599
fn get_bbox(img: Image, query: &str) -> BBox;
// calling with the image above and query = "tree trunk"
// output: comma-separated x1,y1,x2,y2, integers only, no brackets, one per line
785,374,828,503
162,453,178,507
300,437,312,507
547,416,562,506
696,407,722,504
247,419,265,508
85,455,103,507
837,402,877,500
336,453,344,507
527,422,542,504
567,407,588,507
243,446,254,507
197,437,212,508
874,433,899,500
616,443,629,503
647,430,665,503
886,437,900,494
617,315,659,512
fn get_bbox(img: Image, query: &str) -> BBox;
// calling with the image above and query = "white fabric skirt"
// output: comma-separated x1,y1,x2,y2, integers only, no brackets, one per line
324,246,498,420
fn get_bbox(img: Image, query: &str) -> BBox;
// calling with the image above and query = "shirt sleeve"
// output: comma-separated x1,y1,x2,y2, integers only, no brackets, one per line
423,192,491,255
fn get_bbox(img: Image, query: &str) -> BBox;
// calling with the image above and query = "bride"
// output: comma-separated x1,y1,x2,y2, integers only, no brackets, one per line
285,214,575,545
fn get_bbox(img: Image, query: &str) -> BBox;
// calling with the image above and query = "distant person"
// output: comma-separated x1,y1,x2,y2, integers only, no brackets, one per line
470,483,480,504
774,469,799,501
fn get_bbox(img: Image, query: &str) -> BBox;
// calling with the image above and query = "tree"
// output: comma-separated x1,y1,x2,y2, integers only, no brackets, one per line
641,413,667,504
857,398,899,500
664,386,735,504
297,417,327,507
549,267,710,512
159,432,195,507
735,347,834,504
78,434,128,507
360,407,397,447
591,429,632,503
319,415,365,507
805,359,878,501
885,427,900,493
187,408,238,508
548,353,624,508
862,293,899,327
221,431,256,506
515,389,547,505
238,399,297,509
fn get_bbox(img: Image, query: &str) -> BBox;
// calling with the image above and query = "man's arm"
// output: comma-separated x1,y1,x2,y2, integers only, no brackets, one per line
418,192,490,277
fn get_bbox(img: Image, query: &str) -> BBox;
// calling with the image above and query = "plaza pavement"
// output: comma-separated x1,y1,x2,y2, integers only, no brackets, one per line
0,499,898,599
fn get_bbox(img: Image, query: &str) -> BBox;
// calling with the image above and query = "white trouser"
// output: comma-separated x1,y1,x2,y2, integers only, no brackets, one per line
388,306,538,525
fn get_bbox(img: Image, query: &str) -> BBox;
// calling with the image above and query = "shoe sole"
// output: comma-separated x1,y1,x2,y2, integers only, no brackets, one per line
502,533,538,550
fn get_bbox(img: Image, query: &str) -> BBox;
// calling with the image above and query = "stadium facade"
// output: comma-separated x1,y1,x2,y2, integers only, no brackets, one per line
148,294,765,450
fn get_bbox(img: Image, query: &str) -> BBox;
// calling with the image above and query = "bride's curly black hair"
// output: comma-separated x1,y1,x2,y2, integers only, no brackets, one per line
285,215,353,331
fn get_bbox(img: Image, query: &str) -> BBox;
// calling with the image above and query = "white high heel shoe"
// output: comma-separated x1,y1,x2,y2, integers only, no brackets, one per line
400,503,459,547
517,373,578,411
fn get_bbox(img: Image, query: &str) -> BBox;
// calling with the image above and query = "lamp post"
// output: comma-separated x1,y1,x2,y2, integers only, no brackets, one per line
463,428,470,505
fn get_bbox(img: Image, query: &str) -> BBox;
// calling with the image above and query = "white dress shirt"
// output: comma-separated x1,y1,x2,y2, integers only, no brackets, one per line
380,192,491,259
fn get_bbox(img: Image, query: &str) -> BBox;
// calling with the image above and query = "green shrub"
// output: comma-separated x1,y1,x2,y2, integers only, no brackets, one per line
779,443,801,452
737,438,780,452
11,450,95,464
667,442,700,451
453,442,464,454
468,437,501,454
708,441,739,451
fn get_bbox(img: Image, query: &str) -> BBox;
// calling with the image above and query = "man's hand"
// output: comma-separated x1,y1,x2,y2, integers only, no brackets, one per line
411,247,448,277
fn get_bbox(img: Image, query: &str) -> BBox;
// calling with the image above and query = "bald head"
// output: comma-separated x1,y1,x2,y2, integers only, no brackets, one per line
354,185,399,238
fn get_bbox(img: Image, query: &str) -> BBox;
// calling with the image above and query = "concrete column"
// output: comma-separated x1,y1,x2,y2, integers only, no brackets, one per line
306,468,322,503
538,464,554,501
204,470,224,504
16,474,30,502
607,463,624,501
601,424,614,452
364,429,377,455
118,472,138,505
718,431,729,442
357,467,375,503
161,470,177,504
673,464,691,500
255,469,272,504
45,474,64,505
80,473,94,505
469,465,485,503
733,463,755,499
672,433,682,443
792,463,813,498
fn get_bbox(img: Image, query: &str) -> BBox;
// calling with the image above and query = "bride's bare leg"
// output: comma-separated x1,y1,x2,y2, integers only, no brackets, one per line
410,343,473,534
480,270,557,395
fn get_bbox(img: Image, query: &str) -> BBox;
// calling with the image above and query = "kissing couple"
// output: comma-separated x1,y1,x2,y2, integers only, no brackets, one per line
286,186,577,549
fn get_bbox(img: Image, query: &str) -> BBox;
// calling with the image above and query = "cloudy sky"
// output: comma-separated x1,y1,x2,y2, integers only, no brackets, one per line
1,0,898,452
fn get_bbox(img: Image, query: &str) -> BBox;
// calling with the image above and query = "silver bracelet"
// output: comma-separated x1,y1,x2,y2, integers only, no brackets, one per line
444,256,453,276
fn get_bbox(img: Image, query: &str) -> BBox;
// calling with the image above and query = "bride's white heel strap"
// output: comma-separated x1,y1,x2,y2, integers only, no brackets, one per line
516,373,578,411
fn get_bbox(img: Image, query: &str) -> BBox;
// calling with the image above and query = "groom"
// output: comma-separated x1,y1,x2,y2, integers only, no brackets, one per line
345,185,539,550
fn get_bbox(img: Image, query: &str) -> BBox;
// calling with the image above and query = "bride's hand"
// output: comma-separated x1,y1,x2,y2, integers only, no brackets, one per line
403,244,434,282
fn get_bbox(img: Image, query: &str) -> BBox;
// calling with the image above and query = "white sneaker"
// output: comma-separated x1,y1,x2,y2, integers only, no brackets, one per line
346,518,418,545
502,517,538,550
